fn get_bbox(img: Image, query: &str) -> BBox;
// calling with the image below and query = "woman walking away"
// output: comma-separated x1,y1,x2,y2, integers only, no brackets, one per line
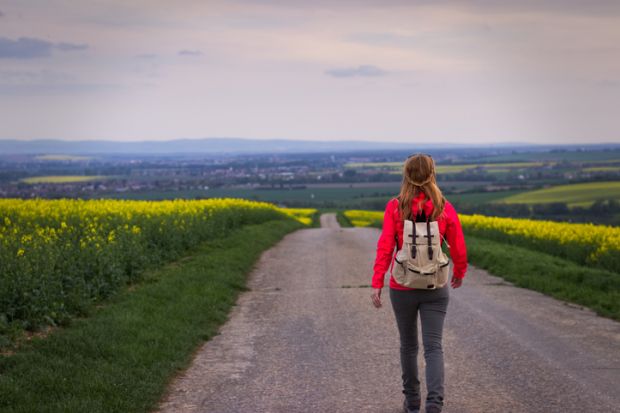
370,153,467,413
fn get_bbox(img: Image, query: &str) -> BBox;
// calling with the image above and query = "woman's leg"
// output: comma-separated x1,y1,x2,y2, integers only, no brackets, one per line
419,286,449,411
389,288,422,408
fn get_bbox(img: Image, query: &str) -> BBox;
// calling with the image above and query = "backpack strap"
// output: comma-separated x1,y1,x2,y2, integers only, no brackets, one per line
410,210,417,259
440,232,450,249
426,218,433,260
414,209,434,260
408,207,421,259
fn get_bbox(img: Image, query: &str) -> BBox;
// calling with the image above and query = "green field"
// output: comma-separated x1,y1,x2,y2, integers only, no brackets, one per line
583,166,620,173
95,186,535,212
501,181,620,207
446,190,527,204
466,149,620,163
96,186,401,203
20,175,109,184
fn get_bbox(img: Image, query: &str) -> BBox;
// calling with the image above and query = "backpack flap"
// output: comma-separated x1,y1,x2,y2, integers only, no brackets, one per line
392,218,451,289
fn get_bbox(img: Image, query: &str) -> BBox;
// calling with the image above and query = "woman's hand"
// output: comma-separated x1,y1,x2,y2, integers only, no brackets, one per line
451,275,463,289
371,288,382,308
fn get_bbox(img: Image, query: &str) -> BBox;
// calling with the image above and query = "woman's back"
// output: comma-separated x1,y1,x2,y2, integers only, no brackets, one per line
372,192,467,291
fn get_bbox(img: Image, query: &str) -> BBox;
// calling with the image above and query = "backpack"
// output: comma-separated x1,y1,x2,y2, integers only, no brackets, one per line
392,203,451,289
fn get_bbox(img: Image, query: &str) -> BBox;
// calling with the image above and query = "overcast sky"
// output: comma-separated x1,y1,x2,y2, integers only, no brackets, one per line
0,1,619,144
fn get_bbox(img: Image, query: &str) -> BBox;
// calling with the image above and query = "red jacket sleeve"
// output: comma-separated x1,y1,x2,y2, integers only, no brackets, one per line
372,199,397,289
444,202,468,279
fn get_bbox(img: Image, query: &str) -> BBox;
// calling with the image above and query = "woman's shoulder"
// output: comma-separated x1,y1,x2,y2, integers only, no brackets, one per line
385,196,400,216
441,198,459,220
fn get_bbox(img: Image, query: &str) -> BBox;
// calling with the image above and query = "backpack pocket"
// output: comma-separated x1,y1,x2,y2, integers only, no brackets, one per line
394,259,450,289
434,252,451,288
392,248,407,279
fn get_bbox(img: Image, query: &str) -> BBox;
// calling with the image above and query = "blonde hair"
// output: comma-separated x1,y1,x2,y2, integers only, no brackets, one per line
397,153,445,221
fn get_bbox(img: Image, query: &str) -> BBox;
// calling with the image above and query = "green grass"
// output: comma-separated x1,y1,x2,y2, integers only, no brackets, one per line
336,210,353,227
501,181,620,207
466,235,620,321
0,218,303,413
20,175,109,184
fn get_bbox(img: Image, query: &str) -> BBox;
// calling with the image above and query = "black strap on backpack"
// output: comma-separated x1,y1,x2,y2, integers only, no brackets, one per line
395,198,436,260
411,208,433,260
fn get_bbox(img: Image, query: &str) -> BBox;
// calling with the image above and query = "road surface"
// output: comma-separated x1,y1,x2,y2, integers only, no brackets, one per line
156,213,620,413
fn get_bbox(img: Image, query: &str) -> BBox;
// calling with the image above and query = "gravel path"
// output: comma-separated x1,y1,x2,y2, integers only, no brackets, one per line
155,213,620,413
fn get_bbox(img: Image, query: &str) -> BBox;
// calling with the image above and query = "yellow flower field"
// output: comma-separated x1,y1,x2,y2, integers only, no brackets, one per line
0,198,313,336
459,214,620,272
278,208,317,226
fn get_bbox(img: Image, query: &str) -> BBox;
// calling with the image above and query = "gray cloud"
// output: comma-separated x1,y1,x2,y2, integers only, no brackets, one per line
0,37,53,58
55,42,88,51
135,53,158,59
0,10,4,18
178,49,203,57
0,37,89,59
325,65,387,78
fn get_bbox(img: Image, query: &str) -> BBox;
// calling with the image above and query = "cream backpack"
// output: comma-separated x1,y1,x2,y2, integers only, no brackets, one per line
392,204,451,290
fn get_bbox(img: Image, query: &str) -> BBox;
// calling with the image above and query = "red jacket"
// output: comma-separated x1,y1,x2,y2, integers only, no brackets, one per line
371,192,468,290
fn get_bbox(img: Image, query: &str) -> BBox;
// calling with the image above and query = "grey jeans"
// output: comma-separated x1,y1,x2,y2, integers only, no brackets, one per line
389,285,450,410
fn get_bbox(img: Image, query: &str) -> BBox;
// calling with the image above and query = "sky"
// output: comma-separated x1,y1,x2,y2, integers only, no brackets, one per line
0,1,619,145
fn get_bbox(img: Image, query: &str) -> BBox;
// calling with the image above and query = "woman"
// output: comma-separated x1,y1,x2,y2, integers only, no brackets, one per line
370,153,467,413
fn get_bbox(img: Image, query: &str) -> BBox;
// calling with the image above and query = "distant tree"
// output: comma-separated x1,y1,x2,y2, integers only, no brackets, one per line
343,169,356,178
533,202,569,216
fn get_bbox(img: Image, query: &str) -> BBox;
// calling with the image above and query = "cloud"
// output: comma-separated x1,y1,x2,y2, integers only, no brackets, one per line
0,37,88,59
0,10,4,18
177,49,203,57
135,53,158,59
0,37,53,58
325,65,387,78
55,42,88,51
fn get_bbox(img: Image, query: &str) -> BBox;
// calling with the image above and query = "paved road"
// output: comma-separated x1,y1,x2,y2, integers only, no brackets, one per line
156,213,620,413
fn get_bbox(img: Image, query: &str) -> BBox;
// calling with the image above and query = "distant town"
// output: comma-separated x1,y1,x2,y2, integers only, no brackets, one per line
1,144,619,224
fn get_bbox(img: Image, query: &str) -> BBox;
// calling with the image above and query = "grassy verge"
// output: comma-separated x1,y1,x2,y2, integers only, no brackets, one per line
335,210,353,227
309,209,322,228
466,235,620,321
0,218,303,413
